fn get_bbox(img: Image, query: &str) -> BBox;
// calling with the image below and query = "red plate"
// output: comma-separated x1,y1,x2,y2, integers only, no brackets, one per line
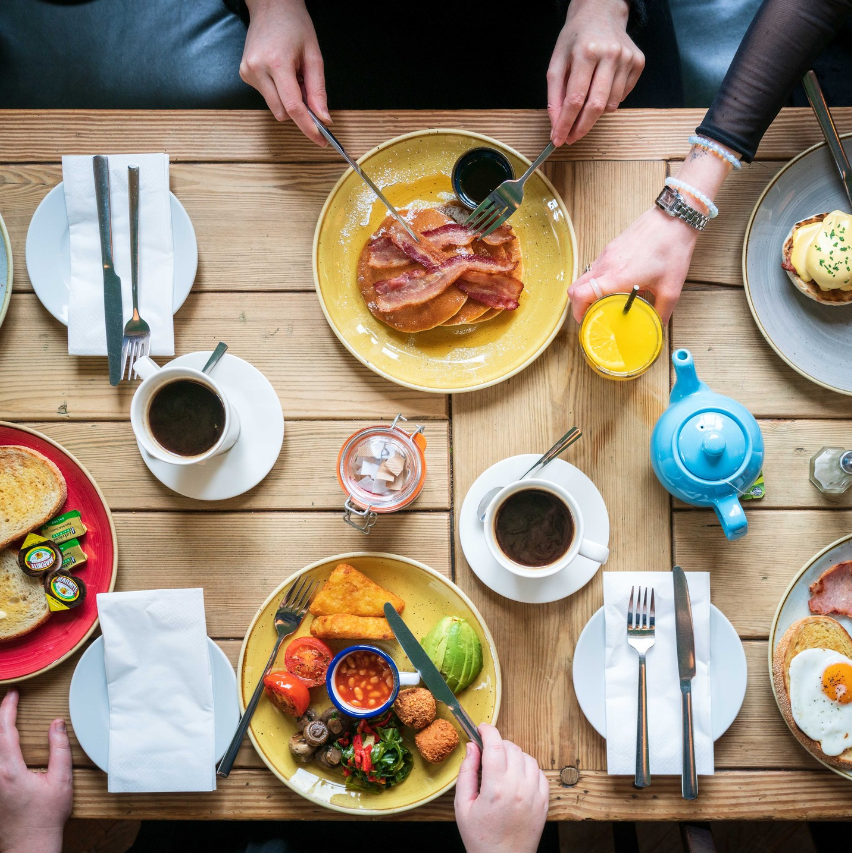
0,423,118,684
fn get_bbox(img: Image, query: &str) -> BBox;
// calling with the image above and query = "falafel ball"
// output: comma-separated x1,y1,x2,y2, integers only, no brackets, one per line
394,687,437,731
415,719,460,764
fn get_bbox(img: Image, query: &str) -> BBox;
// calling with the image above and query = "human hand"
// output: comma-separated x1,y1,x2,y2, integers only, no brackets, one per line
240,0,329,146
454,725,549,853
568,207,699,324
0,690,72,853
547,0,644,146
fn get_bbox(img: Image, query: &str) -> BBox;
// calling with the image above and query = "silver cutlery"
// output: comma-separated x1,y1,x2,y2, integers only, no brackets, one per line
673,564,698,800
627,585,655,789
803,70,852,210
305,107,421,243
476,426,582,522
384,603,483,749
216,576,319,778
464,141,556,238
92,155,124,386
120,165,151,380
202,341,228,374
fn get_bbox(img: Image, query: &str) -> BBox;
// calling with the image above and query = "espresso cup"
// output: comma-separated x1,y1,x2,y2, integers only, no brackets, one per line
483,478,609,579
130,356,241,466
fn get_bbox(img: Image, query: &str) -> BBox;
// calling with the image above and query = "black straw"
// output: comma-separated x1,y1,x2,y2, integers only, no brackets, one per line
622,285,640,314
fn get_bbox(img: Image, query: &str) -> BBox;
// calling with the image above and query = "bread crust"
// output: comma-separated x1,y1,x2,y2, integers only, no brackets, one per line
781,213,852,305
0,548,51,642
0,445,67,551
772,615,852,770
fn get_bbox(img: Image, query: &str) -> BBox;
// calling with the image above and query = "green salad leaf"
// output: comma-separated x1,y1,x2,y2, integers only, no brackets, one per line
335,714,413,792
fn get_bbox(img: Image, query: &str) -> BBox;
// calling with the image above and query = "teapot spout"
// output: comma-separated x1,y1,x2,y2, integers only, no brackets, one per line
670,349,708,403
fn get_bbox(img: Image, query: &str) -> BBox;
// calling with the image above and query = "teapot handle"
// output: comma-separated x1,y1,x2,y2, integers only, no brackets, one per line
712,493,748,541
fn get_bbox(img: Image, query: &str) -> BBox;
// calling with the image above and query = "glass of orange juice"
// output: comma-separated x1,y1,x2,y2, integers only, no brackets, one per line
579,292,663,380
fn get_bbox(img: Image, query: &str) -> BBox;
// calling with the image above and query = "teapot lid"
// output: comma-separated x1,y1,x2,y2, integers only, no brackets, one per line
677,411,747,481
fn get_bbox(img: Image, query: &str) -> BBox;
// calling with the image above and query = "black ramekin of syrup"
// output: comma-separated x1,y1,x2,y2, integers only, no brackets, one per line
452,147,514,210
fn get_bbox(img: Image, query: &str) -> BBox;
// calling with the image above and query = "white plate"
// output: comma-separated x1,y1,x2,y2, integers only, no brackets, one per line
69,636,239,773
573,605,747,741
459,455,609,604
25,182,198,325
139,351,284,500
769,532,852,782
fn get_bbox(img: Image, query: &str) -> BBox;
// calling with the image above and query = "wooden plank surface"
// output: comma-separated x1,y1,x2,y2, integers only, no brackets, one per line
672,289,852,418
0,109,848,164
17,420,451,510
453,161,671,776
0,293,447,420
2,163,343,295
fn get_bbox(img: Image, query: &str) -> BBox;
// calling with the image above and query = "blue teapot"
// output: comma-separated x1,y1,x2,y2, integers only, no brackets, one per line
650,349,764,541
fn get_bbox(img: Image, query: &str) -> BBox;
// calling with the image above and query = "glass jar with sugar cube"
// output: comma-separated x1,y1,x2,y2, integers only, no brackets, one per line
336,414,427,532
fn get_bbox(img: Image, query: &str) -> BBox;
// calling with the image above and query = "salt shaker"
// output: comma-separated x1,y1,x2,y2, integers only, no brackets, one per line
810,447,852,495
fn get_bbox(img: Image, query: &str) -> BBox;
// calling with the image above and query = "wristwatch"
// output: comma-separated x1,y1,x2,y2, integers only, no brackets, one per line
655,185,709,231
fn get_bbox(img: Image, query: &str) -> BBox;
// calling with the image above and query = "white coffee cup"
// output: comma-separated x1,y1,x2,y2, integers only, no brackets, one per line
130,356,241,466
483,478,609,579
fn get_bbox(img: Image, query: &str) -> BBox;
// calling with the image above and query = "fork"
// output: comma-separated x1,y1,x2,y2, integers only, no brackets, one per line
216,576,319,778
627,585,655,789
120,165,151,380
464,141,556,238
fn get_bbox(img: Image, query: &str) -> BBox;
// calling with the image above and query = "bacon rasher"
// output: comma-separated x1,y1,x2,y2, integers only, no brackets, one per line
457,271,524,311
374,254,517,312
367,235,411,269
421,222,516,249
386,223,445,270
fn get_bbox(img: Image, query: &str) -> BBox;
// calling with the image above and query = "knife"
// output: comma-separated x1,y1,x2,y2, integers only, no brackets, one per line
305,107,421,243
92,155,124,386
803,70,852,211
672,564,698,800
383,603,483,749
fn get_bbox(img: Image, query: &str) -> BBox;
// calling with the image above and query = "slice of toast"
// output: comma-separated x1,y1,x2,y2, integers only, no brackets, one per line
0,445,67,551
781,214,852,305
309,564,404,617
772,615,852,769
0,547,50,642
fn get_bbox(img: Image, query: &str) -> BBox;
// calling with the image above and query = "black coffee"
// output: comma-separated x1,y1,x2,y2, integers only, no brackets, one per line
147,379,225,457
494,489,574,567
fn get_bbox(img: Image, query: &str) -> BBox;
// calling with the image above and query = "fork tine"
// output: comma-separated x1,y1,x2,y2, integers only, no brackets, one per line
649,588,656,629
642,587,648,629
480,213,510,239
282,576,307,609
627,586,634,629
120,340,129,382
296,580,319,615
469,204,501,232
464,199,494,228
473,207,506,236
466,202,497,232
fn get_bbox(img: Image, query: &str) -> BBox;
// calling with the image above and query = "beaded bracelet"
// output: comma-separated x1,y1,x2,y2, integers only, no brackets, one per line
665,177,719,219
688,135,742,170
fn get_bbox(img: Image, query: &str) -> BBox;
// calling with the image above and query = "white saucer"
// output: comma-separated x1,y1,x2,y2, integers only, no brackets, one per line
26,182,198,325
573,605,747,741
139,352,284,500
459,455,609,604
69,636,239,773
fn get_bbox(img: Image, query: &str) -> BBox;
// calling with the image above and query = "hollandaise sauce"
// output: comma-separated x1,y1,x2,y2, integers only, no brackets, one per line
791,210,852,291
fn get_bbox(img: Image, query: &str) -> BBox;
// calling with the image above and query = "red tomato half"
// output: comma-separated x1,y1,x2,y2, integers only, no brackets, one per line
263,670,310,716
284,637,334,687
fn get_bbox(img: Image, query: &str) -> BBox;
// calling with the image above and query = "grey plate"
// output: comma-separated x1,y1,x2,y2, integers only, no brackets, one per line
769,532,852,782
743,135,852,395
0,210,11,330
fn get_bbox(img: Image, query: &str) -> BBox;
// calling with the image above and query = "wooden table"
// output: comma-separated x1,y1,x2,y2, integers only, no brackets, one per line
3,108,852,822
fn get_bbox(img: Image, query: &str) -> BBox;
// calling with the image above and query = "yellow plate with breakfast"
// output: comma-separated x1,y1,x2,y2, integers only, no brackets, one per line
237,552,501,815
770,534,852,777
313,129,576,393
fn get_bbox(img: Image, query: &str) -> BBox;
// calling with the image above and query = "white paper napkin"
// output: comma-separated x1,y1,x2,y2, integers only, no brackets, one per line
63,153,174,356
97,588,215,793
603,571,713,776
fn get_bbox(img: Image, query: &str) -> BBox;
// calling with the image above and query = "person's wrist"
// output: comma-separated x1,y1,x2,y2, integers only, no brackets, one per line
245,0,305,15
6,831,64,853
566,0,630,24
651,205,701,241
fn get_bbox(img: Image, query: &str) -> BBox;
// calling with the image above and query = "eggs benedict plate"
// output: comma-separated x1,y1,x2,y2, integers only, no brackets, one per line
782,210,852,305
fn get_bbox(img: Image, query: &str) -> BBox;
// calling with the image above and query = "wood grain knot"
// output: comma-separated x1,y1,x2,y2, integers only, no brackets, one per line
559,765,580,787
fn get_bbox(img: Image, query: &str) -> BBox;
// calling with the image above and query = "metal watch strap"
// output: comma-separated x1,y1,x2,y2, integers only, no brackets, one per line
655,185,709,231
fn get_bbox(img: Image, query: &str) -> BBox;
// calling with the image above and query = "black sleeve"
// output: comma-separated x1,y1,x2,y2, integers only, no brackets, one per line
696,0,852,162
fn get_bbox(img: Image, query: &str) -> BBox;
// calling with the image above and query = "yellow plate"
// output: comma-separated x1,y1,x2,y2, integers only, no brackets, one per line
312,130,576,393
238,552,502,815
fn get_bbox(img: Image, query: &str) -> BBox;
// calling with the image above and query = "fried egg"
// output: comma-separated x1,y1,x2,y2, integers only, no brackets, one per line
789,648,852,756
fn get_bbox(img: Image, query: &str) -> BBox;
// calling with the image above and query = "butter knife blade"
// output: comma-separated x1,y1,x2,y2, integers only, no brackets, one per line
383,603,483,749
92,156,124,386
673,564,698,799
